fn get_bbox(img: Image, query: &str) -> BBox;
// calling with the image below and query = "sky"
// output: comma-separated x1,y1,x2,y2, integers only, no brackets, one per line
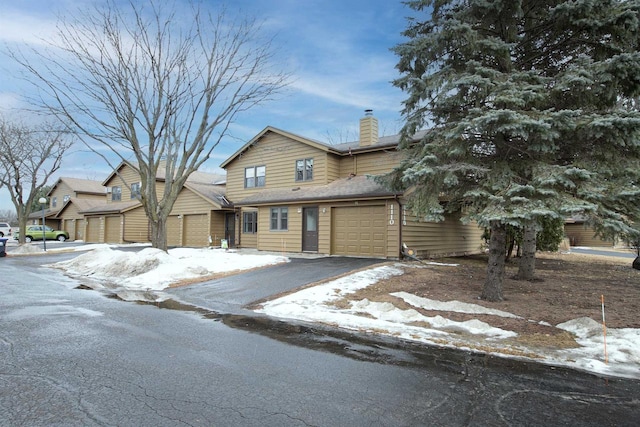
0,0,414,212
12,241,639,380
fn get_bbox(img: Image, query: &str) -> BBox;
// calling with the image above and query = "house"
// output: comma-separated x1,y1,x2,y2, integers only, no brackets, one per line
29,177,106,239
564,217,615,247
220,111,485,258
78,161,232,246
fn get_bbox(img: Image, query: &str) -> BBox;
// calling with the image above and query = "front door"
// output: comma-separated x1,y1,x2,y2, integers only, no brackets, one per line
302,207,318,252
225,213,236,248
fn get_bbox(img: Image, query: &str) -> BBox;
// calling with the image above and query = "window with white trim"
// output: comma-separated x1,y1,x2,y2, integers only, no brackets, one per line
270,207,288,231
112,186,122,201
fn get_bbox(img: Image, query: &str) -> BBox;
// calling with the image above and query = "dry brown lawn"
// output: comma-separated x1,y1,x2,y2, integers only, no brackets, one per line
333,251,640,350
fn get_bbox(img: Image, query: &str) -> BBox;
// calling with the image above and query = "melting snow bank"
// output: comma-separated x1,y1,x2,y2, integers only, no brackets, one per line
258,263,640,379
51,247,289,291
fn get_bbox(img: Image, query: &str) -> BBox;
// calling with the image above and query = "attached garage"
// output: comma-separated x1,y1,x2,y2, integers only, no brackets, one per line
167,216,181,247
86,217,101,243
104,216,121,243
63,219,76,242
332,205,386,257
183,214,209,247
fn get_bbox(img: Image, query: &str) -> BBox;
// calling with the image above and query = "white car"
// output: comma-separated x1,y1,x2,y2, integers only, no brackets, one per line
0,222,11,237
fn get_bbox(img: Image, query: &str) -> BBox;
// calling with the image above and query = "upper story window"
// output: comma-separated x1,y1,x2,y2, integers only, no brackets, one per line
112,186,122,201
51,197,57,208
245,166,266,188
131,182,141,200
63,195,70,203
295,158,313,182
270,207,288,231
243,211,257,234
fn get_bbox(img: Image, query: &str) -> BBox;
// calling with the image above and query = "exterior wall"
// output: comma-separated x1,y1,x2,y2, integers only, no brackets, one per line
123,207,150,243
238,208,258,248
225,132,331,201
49,181,74,209
326,154,341,182
211,211,226,247
104,165,142,203
247,200,401,258
401,211,485,258
339,150,402,177
564,223,614,247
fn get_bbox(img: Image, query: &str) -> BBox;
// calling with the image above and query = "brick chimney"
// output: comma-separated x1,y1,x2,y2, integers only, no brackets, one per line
359,109,378,146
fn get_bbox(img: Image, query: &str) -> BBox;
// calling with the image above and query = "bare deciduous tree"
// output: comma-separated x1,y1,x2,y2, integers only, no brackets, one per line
9,0,289,250
0,115,73,244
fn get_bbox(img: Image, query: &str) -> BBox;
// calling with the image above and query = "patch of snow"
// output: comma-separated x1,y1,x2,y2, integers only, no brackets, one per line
391,291,521,318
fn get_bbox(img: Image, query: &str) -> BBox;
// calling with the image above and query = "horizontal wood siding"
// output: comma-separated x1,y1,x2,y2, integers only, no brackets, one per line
402,212,484,258
172,187,212,214
63,219,76,241
123,207,150,243
50,181,73,209
339,150,402,177
238,208,258,248
326,154,341,181
225,133,329,201
76,219,86,241
564,224,614,247
257,206,301,252
210,211,226,247
104,165,140,202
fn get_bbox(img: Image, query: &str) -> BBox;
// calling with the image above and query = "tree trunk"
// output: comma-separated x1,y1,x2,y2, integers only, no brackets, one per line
482,221,507,301
150,216,168,251
516,223,537,280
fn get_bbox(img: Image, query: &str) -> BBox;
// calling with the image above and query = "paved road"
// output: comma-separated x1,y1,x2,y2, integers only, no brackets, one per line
2,251,639,426
570,247,637,259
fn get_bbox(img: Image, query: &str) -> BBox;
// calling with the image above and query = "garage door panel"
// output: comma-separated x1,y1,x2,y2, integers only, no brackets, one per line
332,206,386,257
183,214,208,247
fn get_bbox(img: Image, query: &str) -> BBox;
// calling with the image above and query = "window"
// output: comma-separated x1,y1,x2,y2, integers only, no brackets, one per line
51,197,57,208
295,158,313,181
63,195,70,203
131,182,141,199
243,211,258,234
270,207,288,231
112,186,122,201
245,166,266,188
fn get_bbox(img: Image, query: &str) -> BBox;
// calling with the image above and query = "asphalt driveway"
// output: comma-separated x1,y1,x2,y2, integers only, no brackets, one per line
164,256,384,313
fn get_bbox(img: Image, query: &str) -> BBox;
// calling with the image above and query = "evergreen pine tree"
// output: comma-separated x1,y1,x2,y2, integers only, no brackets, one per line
388,0,640,301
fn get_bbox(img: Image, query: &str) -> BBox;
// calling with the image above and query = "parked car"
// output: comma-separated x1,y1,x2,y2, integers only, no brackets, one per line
14,225,69,242
0,222,11,237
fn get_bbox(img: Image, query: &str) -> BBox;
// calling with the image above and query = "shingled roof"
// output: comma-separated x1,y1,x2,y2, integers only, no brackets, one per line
234,175,400,206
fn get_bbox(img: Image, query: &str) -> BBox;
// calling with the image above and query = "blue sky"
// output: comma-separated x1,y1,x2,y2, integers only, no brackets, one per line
0,0,414,211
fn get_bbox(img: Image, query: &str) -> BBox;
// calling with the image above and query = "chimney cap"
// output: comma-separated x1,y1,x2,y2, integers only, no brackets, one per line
364,109,373,116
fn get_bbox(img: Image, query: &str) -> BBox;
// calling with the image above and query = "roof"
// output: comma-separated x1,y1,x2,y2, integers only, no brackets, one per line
234,174,400,206
219,127,430,169
183,182,233,209
55,198,105,218
102,160,227,186
48,177,106,196
79,200,142,215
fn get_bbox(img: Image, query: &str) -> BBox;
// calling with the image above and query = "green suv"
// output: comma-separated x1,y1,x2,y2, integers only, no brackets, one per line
14,225,69,242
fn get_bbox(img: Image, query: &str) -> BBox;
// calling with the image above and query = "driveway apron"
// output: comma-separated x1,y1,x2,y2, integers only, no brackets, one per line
164,256,383,314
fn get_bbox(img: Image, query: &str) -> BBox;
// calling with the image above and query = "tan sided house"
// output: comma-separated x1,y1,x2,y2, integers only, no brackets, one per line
78,161,233,246
221,111,485,258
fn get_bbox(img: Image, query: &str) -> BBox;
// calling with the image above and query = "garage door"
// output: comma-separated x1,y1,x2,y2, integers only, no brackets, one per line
167,216,181,247
86,217,100,243
332,206,386,257
183,214,209,247
63,219,75,242
104,216,121,243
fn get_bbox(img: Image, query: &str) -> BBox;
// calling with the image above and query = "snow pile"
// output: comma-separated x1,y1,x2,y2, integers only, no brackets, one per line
53,247,288,290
